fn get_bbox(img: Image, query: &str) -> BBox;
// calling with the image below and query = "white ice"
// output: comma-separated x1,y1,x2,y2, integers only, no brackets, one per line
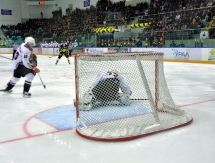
0,54,215,163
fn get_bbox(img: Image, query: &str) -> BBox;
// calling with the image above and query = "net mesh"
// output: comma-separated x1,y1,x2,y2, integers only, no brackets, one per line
75,52,192,140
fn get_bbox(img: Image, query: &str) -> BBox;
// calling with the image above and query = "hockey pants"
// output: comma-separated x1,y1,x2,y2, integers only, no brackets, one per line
8,69,35,92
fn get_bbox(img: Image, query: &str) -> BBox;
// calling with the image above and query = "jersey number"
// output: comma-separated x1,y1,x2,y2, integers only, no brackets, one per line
24,55,28,58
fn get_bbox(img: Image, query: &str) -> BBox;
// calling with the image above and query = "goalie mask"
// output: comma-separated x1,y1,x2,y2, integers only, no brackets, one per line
106,70,118,78
25,37,36,46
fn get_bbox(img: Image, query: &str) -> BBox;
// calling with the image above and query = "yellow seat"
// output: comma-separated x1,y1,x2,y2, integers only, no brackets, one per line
135,24,139,28
130,24,135,28
139,23,144,27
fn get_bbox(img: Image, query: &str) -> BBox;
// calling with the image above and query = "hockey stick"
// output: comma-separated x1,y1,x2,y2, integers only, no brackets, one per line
48,55,57,58
38,73,46,89
130,99,149,100
0,55,12,60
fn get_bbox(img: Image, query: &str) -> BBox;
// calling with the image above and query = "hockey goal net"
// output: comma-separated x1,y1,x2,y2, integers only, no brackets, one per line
74,52,193,141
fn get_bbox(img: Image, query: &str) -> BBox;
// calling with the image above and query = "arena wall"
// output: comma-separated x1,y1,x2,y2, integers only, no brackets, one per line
0,47,215,64
59,0,150,15
0,0,150,25
0,0,57,25
0,0,22,26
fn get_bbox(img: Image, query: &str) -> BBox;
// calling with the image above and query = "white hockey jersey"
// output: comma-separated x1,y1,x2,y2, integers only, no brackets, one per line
79,71,132,110
53,42,59,48
41,43,47,48
92,71,132,94
12,43,34,70
48,43,53,48
73,41,78,47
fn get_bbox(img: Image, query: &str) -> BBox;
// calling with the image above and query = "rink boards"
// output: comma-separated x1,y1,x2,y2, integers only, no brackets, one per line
0,47,215,63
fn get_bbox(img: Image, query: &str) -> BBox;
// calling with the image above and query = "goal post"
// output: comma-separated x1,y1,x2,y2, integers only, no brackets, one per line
74,52,193,141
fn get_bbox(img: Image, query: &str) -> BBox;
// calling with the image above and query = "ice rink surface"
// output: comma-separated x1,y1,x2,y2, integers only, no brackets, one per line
0,54,215,163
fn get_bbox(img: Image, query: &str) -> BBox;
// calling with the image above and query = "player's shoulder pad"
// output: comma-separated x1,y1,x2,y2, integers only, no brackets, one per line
21,43,32,54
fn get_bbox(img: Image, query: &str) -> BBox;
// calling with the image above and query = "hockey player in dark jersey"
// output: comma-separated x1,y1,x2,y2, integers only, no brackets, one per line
55,42,70,65
127,40,131,47
123,38,127,47
116,39,121,47
112,40,116,47
107,39,111,47
157,38,163,47
100,40,104,47
144,38,149,48
131,40,136,47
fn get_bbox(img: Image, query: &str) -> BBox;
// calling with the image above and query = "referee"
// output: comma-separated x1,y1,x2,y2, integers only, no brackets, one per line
68,41,74,57
12,41,19,60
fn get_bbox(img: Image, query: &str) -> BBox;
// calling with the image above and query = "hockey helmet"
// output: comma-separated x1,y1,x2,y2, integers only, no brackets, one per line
25,37,36,46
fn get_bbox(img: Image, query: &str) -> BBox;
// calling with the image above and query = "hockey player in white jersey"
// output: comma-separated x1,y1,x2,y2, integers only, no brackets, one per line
53,41,59,48
1,37,40,97
41,42,48,48
78,71,132,111
48,43,53,48
73,40,78,47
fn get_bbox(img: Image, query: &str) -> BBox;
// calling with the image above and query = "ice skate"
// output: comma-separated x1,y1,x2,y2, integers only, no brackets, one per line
0,88,13,93
23,91,31,98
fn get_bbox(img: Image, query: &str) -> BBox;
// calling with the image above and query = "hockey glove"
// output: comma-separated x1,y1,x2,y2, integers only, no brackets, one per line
33,67,40,73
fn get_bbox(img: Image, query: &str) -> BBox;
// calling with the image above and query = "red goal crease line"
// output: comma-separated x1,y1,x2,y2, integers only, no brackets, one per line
177,98,215,108
0,98,214,145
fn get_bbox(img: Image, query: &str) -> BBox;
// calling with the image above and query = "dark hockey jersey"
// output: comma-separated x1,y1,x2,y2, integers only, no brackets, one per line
60,44,68,53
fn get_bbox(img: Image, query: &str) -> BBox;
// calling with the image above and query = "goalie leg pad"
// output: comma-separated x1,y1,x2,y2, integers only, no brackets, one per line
79,88,95,111
79,102,93,111
119,93,131,105
83,88,94,104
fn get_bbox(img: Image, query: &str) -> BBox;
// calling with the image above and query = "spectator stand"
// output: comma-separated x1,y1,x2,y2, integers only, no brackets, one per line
1,0,215,48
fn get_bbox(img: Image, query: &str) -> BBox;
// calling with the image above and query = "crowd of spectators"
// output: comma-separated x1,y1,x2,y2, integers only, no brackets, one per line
138,0,215,40
1,0,215,45
1,18,54,42
0,38,7,47
139,0,215,30
0,0,138,43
